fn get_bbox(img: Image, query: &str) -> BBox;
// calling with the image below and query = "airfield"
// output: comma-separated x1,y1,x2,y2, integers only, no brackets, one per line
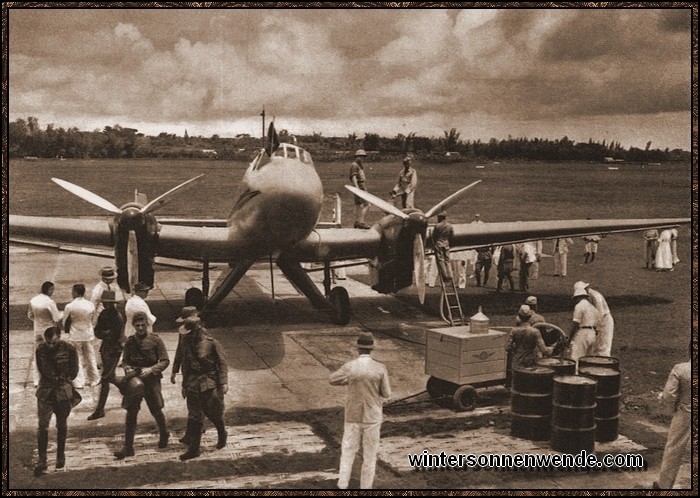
6,245,692,491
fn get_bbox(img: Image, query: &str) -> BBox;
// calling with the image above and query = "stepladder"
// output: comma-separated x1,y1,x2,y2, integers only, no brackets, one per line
438,265,465,326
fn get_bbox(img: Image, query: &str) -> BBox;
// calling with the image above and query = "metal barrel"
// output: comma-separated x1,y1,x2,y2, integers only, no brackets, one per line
579,366,622,442
510,366,555,441
578,356,620,371
536,357,576,376
551,375,597,454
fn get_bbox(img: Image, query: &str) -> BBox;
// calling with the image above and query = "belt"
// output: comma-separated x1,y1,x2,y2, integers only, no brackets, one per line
580,326,595,329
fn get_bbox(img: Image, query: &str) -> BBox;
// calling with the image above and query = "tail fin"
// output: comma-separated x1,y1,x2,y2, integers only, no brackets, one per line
266,121,280,156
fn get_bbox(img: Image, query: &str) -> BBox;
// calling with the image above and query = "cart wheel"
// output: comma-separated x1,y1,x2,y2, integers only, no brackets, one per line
453,385,478,412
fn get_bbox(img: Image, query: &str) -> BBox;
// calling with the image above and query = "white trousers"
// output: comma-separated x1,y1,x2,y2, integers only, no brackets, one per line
71,340,100,388
659,409,690,488
569,328,596,370
554,252,568,276
337,421,382,489
594,314,615,356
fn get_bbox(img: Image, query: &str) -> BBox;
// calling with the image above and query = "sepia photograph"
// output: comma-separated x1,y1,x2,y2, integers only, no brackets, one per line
4,4,696,493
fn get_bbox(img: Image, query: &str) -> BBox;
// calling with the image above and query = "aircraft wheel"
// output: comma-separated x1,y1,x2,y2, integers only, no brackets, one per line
329,287,351,325
185,287,205,311
453,385,478,412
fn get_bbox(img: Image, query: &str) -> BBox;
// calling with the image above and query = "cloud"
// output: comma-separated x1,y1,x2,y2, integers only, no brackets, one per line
7,8,692,149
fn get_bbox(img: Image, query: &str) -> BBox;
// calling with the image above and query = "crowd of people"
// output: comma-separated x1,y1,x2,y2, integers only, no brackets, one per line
26,266,230,475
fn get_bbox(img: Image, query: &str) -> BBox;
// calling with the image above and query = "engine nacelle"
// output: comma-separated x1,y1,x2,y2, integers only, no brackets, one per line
371,210,425,295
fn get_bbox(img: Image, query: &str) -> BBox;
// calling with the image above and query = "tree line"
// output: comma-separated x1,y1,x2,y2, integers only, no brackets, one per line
9,117,690,164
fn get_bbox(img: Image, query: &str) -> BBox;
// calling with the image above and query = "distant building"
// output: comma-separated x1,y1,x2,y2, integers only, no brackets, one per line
201,149,218,157
445,151,461,157
603,156,615,163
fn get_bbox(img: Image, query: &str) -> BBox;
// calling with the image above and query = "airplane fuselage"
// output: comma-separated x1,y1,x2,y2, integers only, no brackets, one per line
226,144,324,258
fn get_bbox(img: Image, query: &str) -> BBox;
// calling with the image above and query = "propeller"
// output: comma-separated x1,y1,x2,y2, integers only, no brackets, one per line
344,180,483,305
52,174,205,222
345,185,409,219
52,178,122,214
413,233,426,304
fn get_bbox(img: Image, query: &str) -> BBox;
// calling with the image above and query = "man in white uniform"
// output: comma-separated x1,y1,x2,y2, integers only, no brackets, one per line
568,287,601,369
329,332,391,489
63,283,99,389
575,281,615,357
553,238,574,276
27,281,63,387
90,266,117,324
124,282,157,337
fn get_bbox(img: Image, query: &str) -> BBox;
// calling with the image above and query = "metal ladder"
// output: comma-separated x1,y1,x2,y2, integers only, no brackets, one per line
438,266,465,326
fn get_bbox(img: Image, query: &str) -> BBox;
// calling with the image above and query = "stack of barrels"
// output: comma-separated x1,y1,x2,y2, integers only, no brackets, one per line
578,356,621,442
510,356,621,450
510,366,555,441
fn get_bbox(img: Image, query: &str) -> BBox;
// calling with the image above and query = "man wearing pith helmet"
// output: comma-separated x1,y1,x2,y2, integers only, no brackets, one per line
349,149,371,229
329,332,391,489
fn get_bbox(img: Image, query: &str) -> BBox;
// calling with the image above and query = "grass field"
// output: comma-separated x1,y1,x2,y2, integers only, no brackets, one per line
7,157,695,489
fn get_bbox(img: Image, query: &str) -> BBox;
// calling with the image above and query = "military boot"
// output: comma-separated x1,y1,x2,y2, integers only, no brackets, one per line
154,410,170,448
214,420,227,449
179,421,202,461
56,424,67,469
34,429,49,476
114,410,137,459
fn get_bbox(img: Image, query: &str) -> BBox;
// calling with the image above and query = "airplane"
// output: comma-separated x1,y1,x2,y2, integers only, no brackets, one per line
9,122,690,326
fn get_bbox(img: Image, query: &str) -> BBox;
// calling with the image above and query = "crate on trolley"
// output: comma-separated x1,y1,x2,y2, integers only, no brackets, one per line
425,325,508,411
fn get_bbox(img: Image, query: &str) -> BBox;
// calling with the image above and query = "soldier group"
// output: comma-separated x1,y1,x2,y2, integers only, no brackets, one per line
27,266,228,477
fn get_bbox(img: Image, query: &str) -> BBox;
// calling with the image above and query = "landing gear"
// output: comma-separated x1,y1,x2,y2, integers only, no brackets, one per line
185,287,206,311
328,287,351,325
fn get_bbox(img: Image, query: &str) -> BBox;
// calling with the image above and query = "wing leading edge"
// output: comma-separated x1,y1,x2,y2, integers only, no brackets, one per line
446,218,690,250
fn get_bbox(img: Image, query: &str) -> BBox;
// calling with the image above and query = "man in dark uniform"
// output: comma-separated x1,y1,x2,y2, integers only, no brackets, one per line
431,211,454,283
34,326,80,476
114,312,170,459
474,246,493,287
170,306,204,445
88,290,124,421
178,314,228,461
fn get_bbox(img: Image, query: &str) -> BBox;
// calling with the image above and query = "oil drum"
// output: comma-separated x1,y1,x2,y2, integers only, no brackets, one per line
551,375,597,454
579,366,622,442
510,366,554,441
536,358,576,377
578,356,620,371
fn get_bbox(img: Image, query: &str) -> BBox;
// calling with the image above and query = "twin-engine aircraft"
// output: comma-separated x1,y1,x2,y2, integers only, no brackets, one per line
9,123,689,325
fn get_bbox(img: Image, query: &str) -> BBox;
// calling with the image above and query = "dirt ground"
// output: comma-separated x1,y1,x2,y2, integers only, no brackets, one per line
6,158,695,492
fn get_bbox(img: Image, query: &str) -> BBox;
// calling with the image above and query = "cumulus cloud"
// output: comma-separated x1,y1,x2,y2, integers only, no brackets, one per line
8,8,692,149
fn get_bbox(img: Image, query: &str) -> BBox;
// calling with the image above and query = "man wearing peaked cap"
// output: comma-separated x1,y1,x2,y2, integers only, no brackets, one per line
176,306,200,323
329,332,391,489
124,283,156,337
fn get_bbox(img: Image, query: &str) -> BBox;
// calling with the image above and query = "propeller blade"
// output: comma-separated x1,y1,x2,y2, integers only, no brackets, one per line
344,185,409,220
424,180,482,219
52,178,122,214
141,174,206,215
413,233,426,305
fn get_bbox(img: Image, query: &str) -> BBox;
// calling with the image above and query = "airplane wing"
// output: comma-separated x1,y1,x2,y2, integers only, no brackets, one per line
9,215,236,262
286,217,687,262
445,218,689,250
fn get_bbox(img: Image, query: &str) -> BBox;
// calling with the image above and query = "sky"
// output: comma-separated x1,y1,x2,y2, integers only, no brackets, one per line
7,7,694,150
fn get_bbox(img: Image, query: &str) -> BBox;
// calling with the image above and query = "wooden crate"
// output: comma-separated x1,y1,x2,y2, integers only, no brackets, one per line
425,326,508,385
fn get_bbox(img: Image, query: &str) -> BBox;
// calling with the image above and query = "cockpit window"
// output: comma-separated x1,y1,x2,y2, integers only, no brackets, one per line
253,143,313,168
